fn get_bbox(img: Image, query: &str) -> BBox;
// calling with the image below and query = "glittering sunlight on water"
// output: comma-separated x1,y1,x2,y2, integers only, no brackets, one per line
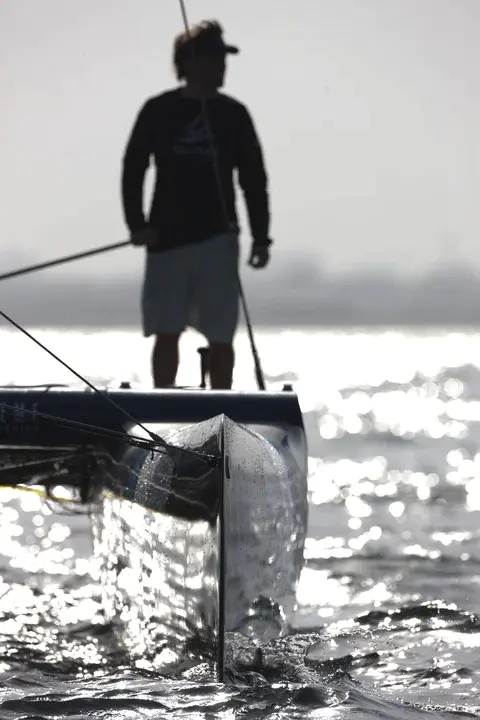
1,327,480,718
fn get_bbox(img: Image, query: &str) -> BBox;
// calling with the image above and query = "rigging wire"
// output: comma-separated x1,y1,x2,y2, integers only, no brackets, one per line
177,0,266,391
0,308,165,446
0,315,216,464
0,399,217,463
0,400,156,451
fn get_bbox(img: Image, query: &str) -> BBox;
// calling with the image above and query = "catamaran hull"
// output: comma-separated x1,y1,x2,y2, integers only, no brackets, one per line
0,387,308,678
90,414,308,675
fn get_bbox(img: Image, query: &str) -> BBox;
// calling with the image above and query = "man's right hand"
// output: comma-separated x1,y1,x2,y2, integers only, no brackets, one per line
130,226,158,248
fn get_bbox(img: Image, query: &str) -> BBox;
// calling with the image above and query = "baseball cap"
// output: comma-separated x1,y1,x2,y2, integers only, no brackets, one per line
195,33,239,55
177,20,240,58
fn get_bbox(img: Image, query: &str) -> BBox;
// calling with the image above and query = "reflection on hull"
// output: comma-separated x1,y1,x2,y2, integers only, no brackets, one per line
91,414,308,679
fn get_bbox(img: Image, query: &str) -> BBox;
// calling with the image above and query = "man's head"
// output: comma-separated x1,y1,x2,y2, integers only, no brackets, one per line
173,20,239,91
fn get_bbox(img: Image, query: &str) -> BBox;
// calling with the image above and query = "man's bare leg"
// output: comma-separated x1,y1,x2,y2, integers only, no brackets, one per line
152,333,180,388
209,343,234,390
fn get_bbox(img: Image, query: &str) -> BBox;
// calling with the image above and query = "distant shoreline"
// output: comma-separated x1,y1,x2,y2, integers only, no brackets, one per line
2,265,480,330
2,321,480,332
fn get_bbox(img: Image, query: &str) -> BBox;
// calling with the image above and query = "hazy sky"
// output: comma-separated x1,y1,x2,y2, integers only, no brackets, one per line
1,0,479,282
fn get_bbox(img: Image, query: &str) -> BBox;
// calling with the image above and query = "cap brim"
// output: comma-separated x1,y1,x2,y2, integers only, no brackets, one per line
224,44,239,54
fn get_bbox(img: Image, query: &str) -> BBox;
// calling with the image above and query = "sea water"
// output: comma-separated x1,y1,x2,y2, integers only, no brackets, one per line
1,326,480,718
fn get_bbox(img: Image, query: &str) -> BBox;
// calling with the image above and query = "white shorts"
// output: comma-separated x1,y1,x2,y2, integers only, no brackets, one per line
142,231,240,344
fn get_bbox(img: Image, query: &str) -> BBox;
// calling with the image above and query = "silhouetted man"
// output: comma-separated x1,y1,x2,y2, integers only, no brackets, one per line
121,19,272,389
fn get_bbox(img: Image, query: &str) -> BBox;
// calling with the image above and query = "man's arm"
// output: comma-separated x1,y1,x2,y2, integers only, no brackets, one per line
121,100,153,234
236,105,272,255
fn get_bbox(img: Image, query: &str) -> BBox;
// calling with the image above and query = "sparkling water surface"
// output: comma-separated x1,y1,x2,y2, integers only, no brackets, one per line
1,326,480,718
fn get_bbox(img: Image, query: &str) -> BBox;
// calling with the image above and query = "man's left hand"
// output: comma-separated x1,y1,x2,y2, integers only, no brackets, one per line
248,245,270,269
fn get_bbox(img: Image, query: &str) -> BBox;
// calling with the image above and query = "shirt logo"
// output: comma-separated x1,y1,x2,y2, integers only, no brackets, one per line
173,115,216,157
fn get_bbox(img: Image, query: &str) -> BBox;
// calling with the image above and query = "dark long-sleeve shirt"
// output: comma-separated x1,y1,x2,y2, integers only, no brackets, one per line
121,88,271,252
